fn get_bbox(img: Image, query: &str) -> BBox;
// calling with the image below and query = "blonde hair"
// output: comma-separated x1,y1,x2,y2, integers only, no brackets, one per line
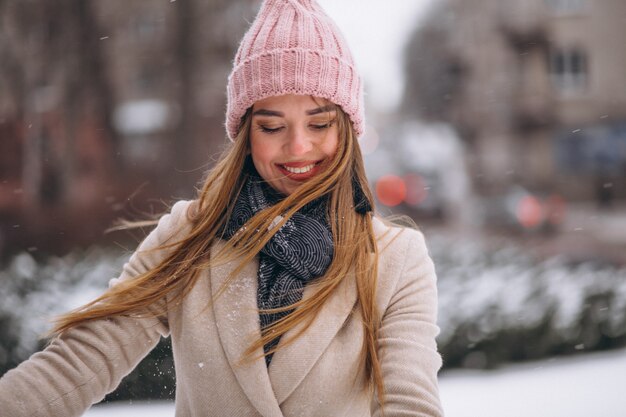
50,105,386,406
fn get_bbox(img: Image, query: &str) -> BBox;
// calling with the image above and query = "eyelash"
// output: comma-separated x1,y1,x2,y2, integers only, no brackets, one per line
258,120,336,134
312,120,336,130
259,125,283,134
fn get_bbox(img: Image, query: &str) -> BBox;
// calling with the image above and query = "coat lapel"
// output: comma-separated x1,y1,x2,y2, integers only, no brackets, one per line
209,241,283,417
268,267,358,404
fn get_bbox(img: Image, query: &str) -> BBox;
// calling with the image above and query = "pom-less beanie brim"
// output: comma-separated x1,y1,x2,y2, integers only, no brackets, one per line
226,48,364,139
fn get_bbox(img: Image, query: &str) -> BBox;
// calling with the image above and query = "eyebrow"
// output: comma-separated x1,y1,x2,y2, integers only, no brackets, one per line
306,105,337,116
252,104,337,117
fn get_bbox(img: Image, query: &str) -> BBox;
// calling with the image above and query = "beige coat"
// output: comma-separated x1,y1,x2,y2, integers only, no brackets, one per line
0,200,444,417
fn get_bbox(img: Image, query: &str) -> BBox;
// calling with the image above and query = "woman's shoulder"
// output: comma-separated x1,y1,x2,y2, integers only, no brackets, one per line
371,216,435,301
371,215,429,258
154,199,197,241
126,199,197,257
167,198,197,223
108,199,197,288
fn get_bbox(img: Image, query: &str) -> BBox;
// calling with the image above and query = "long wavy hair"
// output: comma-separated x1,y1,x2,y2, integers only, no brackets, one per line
50,104,386,406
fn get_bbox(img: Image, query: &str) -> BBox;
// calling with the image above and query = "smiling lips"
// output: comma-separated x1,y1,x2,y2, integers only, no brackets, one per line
276,161,322,181
283,163,315,174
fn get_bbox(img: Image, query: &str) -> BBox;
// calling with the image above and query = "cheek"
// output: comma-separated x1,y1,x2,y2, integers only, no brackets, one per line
323,131,340,157
249,136,276,174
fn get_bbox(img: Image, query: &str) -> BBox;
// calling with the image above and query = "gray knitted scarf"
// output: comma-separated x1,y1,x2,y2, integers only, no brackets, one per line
221,167,334,365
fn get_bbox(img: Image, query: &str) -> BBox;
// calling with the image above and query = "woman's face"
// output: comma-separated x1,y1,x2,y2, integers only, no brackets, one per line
249,94,339,196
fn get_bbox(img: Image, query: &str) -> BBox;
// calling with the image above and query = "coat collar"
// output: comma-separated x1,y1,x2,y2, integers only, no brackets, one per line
268,262,357,404
210,240,282,417
209,240,357,415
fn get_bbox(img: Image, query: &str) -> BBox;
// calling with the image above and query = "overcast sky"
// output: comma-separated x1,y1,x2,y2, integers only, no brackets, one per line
317,0,435,113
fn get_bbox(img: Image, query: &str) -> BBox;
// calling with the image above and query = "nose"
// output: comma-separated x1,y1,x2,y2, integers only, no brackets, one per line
285,127,313,156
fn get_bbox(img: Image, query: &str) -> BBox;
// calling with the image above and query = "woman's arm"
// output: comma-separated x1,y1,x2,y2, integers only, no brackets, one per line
372,228,444,417
0,200,192,417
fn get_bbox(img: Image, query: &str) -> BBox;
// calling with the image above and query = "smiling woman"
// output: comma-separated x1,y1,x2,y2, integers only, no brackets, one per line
0,1,444,416
249,95,340,196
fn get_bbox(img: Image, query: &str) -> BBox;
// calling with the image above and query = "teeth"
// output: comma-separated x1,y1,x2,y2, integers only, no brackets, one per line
283,163,315,174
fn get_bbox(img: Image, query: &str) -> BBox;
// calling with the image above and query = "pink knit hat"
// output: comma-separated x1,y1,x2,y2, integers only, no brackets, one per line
225,0,364,141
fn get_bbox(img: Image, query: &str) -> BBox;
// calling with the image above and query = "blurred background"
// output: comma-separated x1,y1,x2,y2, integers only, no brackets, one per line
1,0,625,415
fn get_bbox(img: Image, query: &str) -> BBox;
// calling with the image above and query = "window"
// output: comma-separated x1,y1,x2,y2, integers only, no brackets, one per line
549,48,588,93
135,66,161,93
132,12,164,42
545,0,587,15
555,122,626,175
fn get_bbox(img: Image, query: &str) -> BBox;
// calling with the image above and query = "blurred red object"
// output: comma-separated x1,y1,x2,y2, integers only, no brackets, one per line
376,175,407,207
517,195,544,229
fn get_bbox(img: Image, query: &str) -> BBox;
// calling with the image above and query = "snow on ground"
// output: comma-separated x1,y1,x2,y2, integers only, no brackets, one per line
84,401,174,417
439,348,626,417
84,348,626,417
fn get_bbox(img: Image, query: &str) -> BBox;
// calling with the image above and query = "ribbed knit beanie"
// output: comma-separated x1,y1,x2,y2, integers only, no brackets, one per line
225,0,364,141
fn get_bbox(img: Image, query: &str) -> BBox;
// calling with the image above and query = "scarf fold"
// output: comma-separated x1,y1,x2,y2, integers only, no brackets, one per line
221,168,334,365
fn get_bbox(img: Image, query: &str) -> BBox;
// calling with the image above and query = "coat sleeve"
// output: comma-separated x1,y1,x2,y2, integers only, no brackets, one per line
0,199,193,417
372,228,444,417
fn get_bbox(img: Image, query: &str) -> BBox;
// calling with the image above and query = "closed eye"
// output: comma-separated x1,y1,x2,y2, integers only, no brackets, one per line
258,125,284,133
310,119,336,130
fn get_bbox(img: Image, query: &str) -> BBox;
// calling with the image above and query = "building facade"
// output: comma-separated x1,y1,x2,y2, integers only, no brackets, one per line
406,0,626,201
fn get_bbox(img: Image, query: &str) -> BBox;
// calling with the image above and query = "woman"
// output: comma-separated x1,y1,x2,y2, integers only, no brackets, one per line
0,0,444,416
